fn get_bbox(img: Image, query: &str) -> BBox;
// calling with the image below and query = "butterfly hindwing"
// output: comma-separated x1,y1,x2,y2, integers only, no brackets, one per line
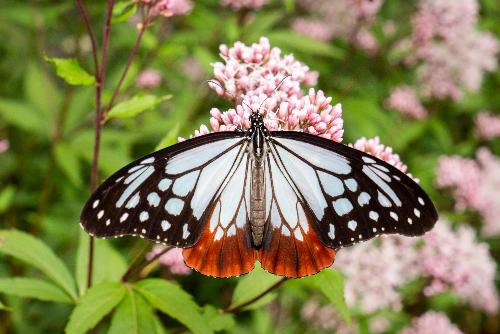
80,132,247,247
268,131,438,249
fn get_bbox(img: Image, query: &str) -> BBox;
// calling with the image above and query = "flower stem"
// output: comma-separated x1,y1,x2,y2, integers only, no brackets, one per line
120,243,152,282
223,277,288,313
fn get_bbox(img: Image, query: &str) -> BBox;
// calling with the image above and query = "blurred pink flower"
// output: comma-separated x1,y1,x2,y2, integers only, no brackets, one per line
420,221,499,313
301,298,356,333
0,139,8,154
292,0,384,52
146,246,191,275
476,112,500,140
184,38,343,142
410,0,499,100
436,148,500,236
221,0,267,10
136,69,162,89
385,86,428,119
134,0,192,17
401,311,463,334
335,235,420,313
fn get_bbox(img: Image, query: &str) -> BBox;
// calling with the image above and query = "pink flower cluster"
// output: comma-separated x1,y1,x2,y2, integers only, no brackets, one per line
221,0,267,10
420,222,499,313
385,86,428,119
0,139,8,154
292,0,384,52
136,69,162,89
134,0,192,17
476,112,500,140
186,38,344,142
401,311,463,334
146,246,191,275
436,148,500,236
335,235,420,313
410,0,499,100
301,298,355,334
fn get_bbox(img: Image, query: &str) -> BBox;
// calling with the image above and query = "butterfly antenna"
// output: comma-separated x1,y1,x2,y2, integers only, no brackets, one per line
206,79,255,116
257,74,291,114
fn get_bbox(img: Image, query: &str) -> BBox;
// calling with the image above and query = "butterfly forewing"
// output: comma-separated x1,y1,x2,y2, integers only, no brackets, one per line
80,132,247,247
268,131,438,249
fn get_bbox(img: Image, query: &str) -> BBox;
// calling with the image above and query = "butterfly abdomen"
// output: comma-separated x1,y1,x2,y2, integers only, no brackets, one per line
250,155,266,247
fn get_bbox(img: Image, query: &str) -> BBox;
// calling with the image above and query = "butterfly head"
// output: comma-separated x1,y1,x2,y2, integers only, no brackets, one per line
250,112,264,128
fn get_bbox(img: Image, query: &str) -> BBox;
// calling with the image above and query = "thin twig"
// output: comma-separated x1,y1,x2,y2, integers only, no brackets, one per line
75,0,100,74
99,0,115,100
104,9,150,116
223,277,288,313
121,242,152,282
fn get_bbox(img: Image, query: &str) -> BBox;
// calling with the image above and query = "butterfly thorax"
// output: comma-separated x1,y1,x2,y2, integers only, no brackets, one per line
248,113,269,247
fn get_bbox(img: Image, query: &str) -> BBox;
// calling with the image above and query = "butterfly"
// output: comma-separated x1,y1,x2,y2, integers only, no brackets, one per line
80,111,438,278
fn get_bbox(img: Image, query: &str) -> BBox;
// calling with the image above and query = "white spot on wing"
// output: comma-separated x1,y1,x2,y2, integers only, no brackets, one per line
369,211,379,221
418,197,424,205
158,178,172,191
147,192,161,207
117,166,154,207
332,198,353,216
214,227,224,241
165,198,184,216
120,213,129,222
390,211,398,221
97,210,104,219
347,220,357,231
210,202,221,232
328,224,335,239
93,200,99,209
377,191,392,207
363,156,376,163
141,157,155,164
182,224,190,239
318,172,344,197
414,208,421,218
294,229,303,241
358,192,370,206
106,219,110,226
161,220,171,231
344,178,358,192
227,225,236,237
363,166,402,206
282,226,291,237
139,211,149,222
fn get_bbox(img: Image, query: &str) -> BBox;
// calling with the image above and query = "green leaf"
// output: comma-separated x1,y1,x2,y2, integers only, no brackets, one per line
66,282,126,334
202,305,235,332
46,57,95,86
0,300,11,311
267,30,344,58
0,277,73,304
244,11,284,35
303,269,350,323
112,2,137,24
0,186,15,214
54,143,83,187
24,62,61,120
230,263,283,310
109,288,159,334
155,124,180,150
0,230,77,301
135,278,212,334
0,98,49,136
76,232,127,296
106,95,171,120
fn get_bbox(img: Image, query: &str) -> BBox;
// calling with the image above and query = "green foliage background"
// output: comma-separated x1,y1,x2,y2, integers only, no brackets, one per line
0,0,499,333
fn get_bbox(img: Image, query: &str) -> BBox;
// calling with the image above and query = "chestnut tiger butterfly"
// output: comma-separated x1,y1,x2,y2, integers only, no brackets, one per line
80,112,438,277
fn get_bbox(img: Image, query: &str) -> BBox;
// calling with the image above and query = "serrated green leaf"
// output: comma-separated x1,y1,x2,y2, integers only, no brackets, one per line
65,282,126,334
54,142,83,187
303,269,350,323
267,30,344,58
0,186,15,214
106,95,170,120
0,98,49,136
46,57,95,86
109,288,159,334
202,305,235,332
76,232,127,296
0,277,73,304
230,263,283,310
135,278,212,334
0,230,77,301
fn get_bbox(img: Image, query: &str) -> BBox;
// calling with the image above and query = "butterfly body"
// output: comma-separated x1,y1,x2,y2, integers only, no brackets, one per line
81,111,438,278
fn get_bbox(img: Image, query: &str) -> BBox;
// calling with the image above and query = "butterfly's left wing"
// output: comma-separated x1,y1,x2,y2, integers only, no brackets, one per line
81,131,257,277
258,131,438,276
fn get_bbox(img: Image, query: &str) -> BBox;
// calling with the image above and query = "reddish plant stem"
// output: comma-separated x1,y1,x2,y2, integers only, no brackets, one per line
104,9,150,116
75,0,115,289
